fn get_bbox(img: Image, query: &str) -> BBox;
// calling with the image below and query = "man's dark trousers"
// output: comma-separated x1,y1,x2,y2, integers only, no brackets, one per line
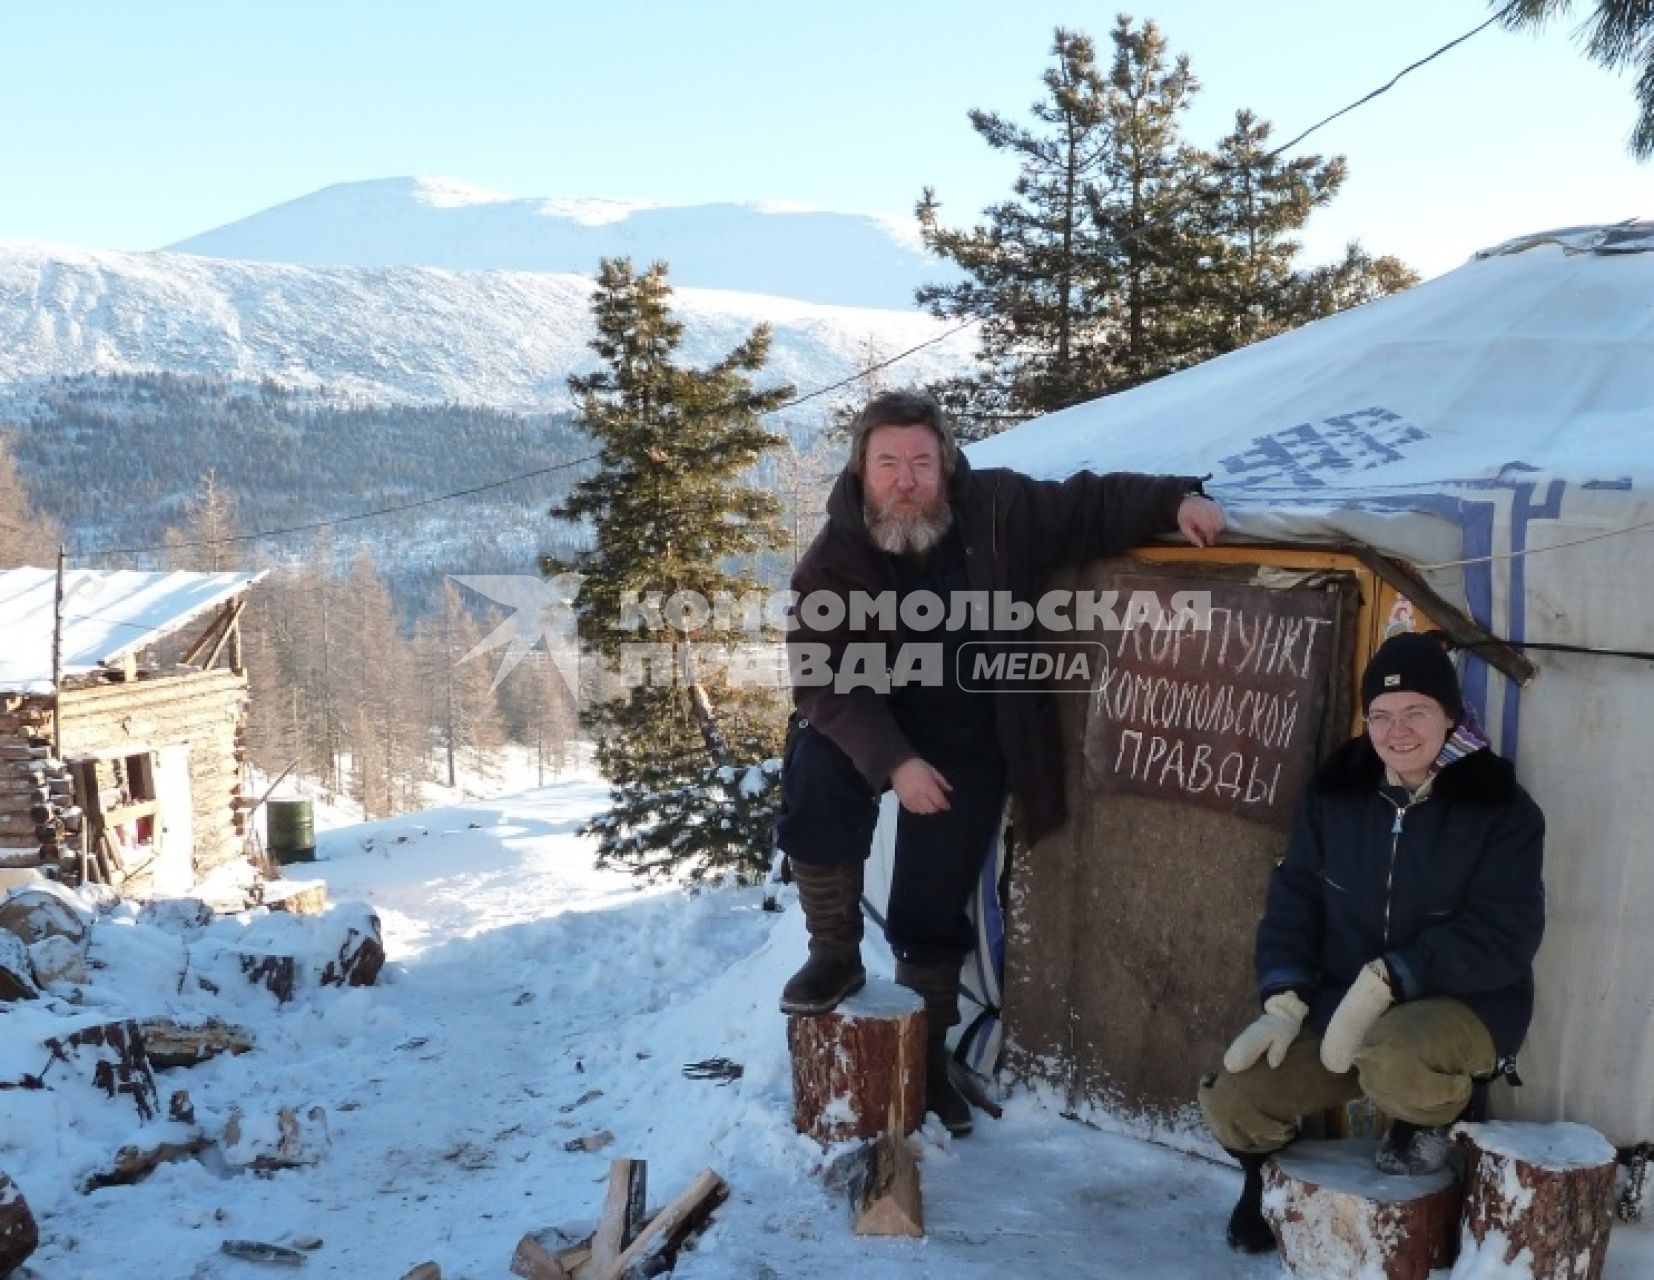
775,721,1006,965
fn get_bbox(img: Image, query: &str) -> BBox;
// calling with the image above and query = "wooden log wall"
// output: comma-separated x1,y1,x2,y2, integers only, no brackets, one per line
54,668,251,884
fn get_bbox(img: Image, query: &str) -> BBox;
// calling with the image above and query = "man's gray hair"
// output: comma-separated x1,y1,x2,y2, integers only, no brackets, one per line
848,390,959,479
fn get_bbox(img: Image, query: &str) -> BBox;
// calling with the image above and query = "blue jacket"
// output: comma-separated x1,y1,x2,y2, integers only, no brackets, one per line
1255,736,1546,1061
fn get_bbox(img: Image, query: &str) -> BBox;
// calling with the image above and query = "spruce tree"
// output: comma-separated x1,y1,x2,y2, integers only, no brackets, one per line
1090,15,1210,391
1497,2,1654,157
917,19,1418,436
551,257,792,880
916,27,1113,436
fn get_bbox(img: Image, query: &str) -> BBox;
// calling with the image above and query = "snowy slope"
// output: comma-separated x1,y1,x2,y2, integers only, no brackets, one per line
5,770,1649,1278
0,237,976,412
165,176,951,311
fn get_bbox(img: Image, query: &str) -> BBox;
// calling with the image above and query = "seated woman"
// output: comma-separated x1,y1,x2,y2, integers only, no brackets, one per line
1198,631,1546,1254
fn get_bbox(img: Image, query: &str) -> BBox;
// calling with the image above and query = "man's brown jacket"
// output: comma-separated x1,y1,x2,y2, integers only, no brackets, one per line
788,453,1199,843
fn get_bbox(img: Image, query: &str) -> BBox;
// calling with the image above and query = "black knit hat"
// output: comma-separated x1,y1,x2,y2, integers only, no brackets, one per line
1361,631,1464,719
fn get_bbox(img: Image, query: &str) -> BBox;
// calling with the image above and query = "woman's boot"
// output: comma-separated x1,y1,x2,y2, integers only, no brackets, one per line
1223,1148,1278,1253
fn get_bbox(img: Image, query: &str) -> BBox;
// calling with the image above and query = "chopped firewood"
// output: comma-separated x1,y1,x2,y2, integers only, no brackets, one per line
81,1126,209,1191
261,879,328,916
136,1016,254,1068
510,1225,594,1280
591,1168,728,1280
588,1158,649,1275
842,1132,924,1238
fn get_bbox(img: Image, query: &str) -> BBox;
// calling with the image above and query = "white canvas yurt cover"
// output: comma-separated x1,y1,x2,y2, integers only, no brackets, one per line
966,221,1654,1147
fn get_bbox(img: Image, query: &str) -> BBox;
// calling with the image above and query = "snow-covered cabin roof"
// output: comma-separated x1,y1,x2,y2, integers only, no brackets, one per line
0,567,263,694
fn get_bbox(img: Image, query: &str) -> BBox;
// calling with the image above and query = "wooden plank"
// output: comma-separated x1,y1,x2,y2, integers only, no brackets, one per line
841,1132,925,1238
179,603,235,666
203,599,246,671
100,830,128,878
588,1159,648,1275
593,1168,728,1280
102,800,160,827
510,1235,592,1280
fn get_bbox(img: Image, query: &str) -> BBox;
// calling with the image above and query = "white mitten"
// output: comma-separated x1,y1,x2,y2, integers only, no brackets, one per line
1222,991,1310,1072
1319,961,1395,1073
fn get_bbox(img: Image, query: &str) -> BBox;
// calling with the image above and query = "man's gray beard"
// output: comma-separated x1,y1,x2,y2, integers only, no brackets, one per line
865,494,953,555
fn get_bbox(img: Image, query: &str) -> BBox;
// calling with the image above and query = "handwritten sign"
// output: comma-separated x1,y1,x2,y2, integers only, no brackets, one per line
1082,576,1340,827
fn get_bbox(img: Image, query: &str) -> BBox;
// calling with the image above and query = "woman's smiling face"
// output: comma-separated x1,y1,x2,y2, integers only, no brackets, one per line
1366,691,1454,786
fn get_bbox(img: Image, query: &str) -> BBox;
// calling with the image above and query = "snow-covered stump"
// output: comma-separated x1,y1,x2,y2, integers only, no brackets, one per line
1,1171,39,1277
1263,1139,1463,1280
788,980,924,1144
1454,1121,1618,1280
316,903,384,988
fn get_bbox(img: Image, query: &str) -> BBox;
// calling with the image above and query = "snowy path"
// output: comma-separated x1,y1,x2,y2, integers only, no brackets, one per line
9,771,1650,1277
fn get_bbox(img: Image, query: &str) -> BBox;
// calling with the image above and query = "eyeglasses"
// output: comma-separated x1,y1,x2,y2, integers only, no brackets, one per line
1366,708,1442,735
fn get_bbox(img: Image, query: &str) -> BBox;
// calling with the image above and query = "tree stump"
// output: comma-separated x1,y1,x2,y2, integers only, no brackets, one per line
316,904,385,988
1,1171,39,1277
1455,1121,1618,1280
1262,1139,1462,1280
789,980,924,1144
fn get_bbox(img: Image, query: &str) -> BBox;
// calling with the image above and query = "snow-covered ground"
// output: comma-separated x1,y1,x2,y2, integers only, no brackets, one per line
5,768,1650,1278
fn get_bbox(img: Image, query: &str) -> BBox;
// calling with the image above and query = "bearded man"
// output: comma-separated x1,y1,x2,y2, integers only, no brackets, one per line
776,389,1224,1134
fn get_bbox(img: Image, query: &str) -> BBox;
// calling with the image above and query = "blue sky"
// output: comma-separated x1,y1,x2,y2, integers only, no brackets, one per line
3,0,1648,279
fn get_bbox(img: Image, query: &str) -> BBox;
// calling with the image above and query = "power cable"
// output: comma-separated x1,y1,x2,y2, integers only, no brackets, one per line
1268,8,1514,157
1413,514,1654,571
82,454,601,559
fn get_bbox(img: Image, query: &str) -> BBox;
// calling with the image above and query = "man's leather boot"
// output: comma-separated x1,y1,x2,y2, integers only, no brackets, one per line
895,958,974,1136
779,860,866,1016
1223,1148,1277,1253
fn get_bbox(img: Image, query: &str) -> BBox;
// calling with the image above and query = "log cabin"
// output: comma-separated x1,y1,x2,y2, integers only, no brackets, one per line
0,566,264,896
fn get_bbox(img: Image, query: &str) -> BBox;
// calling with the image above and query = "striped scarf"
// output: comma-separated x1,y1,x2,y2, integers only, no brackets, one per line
1385,709,1489,798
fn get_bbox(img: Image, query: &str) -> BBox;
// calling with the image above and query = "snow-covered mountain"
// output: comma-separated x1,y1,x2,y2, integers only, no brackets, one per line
165,176,950,310
0,236,975,413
